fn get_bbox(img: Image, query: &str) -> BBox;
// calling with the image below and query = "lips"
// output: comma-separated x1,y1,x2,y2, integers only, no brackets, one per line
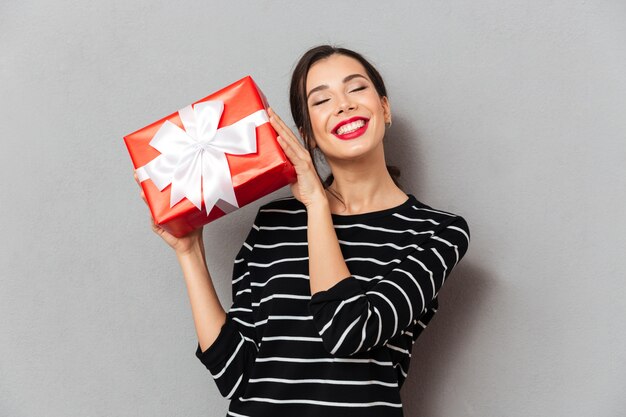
332,116,370,140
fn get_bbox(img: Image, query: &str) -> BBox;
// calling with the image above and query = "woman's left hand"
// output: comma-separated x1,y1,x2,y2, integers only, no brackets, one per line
268,107,327,208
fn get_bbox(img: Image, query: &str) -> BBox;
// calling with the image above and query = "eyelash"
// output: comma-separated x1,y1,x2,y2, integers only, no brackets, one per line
312,99,329,106
311,86,367,106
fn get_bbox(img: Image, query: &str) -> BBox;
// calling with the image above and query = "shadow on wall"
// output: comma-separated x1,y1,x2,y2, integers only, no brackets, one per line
401,261,493,416
385,116,490,415
383,116,427,196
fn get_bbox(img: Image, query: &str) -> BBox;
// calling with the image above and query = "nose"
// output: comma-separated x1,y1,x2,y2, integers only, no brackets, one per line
334,94,357,115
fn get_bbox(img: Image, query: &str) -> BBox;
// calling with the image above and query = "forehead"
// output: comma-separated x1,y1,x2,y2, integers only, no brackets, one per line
306,54,369,91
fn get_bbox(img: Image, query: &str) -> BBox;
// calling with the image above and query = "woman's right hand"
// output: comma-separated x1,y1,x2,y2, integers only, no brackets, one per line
134,172,204,256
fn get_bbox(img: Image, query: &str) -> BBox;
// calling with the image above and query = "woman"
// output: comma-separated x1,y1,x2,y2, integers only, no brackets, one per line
135,45,470,416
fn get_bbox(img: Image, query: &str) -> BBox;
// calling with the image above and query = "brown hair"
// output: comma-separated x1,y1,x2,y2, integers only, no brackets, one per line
289,45,402,205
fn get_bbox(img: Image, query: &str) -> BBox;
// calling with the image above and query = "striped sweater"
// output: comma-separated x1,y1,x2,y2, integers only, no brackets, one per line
195,194,470,417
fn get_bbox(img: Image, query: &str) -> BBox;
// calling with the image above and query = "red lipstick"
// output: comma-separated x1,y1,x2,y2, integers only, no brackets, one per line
332,116,370,140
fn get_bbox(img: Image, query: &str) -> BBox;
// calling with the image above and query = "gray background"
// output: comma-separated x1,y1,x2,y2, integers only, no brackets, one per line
2,1,625,416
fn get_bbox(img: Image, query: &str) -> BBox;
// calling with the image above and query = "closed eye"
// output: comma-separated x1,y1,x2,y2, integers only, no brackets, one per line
312,98,330,106
350,86,367,93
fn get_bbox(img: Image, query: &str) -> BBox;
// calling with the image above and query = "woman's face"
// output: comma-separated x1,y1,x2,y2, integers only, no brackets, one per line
305,54,390,164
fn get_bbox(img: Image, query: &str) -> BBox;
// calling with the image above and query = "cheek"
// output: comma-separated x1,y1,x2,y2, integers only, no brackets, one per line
308,109,328,133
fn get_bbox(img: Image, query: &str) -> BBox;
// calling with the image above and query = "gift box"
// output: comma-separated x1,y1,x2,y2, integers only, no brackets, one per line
124,76,296,237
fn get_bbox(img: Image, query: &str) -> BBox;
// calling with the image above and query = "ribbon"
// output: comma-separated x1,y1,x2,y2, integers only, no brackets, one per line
135,101,269,215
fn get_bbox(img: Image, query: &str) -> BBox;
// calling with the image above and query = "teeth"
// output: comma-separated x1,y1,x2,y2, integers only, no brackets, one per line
336,119,365,135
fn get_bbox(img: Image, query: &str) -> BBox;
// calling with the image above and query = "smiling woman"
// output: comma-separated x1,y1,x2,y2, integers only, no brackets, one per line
289,46,400,208
136,44,470,417
306,56,389,162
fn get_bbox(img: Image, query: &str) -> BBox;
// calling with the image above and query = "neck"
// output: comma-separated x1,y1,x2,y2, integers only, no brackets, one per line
325,146,406,215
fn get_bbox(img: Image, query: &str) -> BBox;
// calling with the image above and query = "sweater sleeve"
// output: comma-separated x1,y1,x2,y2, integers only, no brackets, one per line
308,215,470,357
194,213,261,399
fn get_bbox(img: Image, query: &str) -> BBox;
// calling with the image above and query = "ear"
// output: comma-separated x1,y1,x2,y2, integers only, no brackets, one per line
381,96,391,123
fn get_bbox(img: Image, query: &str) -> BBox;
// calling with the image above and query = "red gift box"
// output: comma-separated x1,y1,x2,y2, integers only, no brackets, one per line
124,76,296,237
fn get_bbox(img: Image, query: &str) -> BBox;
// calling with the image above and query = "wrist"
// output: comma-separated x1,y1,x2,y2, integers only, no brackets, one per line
305,192,330,211
175,240,204,258
306,194,330,215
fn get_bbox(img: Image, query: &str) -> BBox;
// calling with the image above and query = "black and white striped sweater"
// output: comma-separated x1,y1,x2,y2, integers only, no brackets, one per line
195,194,470,417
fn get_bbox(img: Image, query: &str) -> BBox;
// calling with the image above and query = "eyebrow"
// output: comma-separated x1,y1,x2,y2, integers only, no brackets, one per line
306,74,368,100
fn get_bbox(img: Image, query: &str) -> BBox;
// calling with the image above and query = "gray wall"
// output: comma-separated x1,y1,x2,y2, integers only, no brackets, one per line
2,1,625,416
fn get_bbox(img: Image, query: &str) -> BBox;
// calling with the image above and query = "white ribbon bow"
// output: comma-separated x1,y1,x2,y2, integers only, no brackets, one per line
135,101,269,214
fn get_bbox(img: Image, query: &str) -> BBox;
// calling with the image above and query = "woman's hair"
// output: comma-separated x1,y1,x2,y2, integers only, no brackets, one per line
289,45,402,204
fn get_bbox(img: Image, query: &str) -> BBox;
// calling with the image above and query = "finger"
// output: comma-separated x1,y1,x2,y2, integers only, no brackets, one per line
267,109,311,160
132,172,147,205
134,171,149,202
276,135,293,156
277,136,300,163
268,115,307,153
278,135,312,167
149,215,161,234
268,110,299,142
277,130,310,161
269,108,290,132
269,117,295,142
